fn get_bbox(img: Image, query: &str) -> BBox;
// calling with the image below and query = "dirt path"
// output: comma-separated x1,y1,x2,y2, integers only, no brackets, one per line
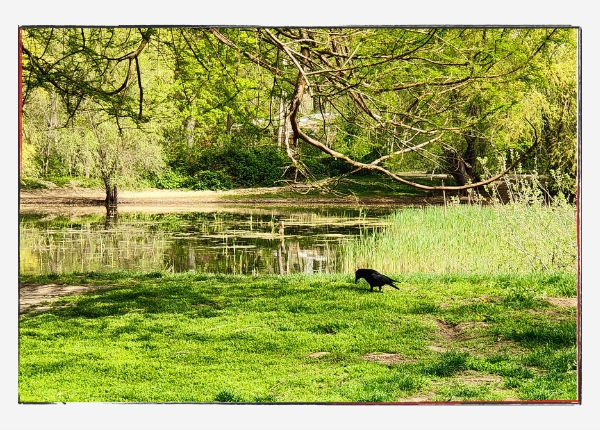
19,186,444,215
19,283,115,315
19,186,286,204
19,186,286,214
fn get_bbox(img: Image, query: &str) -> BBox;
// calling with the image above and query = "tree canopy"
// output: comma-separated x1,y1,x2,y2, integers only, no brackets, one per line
20,26,579,199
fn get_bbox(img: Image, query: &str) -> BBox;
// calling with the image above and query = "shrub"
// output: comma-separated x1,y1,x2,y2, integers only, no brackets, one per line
154,169,186,189
20,177,48,189
186,170,234,191
163,141,370,189
168,144,289,189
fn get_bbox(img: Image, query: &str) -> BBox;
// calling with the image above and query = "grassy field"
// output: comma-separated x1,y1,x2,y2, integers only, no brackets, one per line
19,270,578,403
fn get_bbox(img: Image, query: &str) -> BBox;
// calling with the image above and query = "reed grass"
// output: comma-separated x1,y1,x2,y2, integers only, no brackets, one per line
341,203,577,275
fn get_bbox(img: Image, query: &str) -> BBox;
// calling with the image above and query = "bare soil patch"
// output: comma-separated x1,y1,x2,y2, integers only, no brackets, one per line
429,318,510,355
308,352,330,358
362,352,415,364
428,345,448,353
394,395,433,403
19,283,114,315
394,371,521,403
458,370,503,385
433,318,490,341
546,297,577,307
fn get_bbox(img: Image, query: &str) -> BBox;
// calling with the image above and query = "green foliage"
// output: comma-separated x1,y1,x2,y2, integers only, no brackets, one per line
218,145,287,187
19,271,577,402
20,27,578,193
163,143,290,189
20,177,50,189
186,170,234,191
301,155,355,179
20,176,104,190
43,176,77,187
153,169,186,189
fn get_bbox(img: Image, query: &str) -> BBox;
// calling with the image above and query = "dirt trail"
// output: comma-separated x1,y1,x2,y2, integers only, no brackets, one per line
19,186,444,215
19,186,285,214
19,283,114,315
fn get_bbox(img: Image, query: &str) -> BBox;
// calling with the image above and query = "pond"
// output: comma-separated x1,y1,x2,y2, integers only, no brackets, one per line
19,206,394,276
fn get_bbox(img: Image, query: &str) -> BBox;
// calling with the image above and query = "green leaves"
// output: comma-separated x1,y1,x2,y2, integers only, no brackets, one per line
21,27,578,196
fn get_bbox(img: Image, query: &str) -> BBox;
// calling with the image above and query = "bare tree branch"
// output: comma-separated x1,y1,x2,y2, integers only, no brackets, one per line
207,28,284,78
294,119,540,191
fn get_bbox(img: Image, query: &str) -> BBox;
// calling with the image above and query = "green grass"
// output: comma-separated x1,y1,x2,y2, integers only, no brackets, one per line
342,204,577,274
19,271,578,403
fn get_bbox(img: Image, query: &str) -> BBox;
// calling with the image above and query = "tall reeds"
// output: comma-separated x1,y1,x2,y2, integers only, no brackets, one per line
341,203,576,275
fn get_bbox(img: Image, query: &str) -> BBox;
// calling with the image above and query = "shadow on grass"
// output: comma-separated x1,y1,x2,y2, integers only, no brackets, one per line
23,271,578,353
421,351,470,377
27,273,366,320
499,321,577,347
407,296,577,350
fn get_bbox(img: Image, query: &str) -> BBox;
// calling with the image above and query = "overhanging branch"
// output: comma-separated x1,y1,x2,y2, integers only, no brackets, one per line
295,119,540,191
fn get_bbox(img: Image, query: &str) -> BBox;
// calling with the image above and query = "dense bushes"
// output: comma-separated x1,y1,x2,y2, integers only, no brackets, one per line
153,140,382,191
297,141,355,178
187,170,235,191
205,145,288,188
155,144,290,190
301,154,355,178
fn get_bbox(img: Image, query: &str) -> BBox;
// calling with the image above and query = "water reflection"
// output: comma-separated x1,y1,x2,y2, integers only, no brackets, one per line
105,205,118,229
19,208,391,276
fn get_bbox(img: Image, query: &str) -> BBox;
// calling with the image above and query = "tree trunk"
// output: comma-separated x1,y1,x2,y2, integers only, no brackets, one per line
105,183,118,207
277,91,288,148
443,144,472,187
226,113,234,135
185,116,196,148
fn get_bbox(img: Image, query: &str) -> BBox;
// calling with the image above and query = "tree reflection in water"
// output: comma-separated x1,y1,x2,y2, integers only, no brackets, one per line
19,208,391,276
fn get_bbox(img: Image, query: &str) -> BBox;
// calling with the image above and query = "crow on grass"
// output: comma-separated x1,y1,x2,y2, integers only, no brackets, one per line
355,268,400,292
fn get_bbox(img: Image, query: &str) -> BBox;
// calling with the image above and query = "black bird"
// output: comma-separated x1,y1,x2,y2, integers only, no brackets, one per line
355,268,400,292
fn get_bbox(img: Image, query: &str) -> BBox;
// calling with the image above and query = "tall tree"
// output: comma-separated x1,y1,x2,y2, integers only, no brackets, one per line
206,27,577,193
21,28,167,203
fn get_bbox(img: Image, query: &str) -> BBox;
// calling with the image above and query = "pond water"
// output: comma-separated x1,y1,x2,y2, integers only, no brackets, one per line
19,207,394,276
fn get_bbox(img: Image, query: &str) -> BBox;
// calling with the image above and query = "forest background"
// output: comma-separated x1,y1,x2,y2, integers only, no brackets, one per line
19,27,578,202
